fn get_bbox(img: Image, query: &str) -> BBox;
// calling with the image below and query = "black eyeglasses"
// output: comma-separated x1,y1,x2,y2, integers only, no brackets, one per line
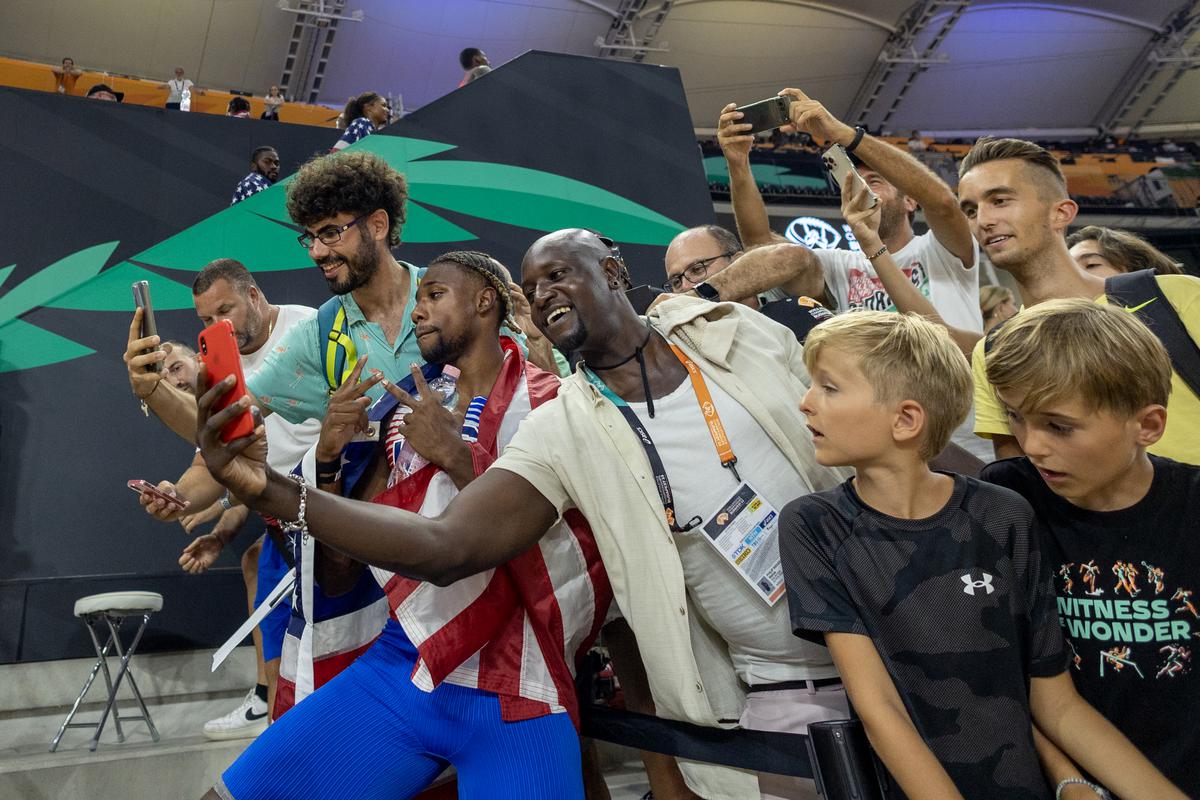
663,252,736,293
297,211,375,249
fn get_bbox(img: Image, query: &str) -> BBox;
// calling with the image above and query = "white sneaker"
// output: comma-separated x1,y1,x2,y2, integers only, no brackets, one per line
202,687,269,741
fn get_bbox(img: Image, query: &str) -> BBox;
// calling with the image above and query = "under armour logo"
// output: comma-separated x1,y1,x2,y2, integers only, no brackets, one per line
962,573,995,595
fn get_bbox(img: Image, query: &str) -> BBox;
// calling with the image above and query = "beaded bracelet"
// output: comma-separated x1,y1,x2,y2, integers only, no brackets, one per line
1055,777,1111,800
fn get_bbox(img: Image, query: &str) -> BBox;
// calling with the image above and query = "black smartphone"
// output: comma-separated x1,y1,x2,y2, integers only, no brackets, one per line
131,280,161,373
734,95,793,135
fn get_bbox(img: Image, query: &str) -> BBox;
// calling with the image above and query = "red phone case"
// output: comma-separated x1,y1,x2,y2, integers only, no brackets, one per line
198,320,255,442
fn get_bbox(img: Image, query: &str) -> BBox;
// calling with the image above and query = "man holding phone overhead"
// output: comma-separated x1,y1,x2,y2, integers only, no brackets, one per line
711,87,989,460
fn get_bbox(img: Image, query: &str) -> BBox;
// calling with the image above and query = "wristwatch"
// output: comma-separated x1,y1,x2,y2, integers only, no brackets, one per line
693,282,720,302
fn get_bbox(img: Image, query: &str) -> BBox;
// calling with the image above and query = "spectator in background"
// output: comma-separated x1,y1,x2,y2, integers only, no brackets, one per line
959,137,1200,465
458,47,492,86
979,284,1018,332
161,341,199,392
86,83,123,102
227,96,252,118
231,147,280,206
1066,225,1184,278
261,85,284,121
52,57,82,94
165,66,196,111
714,87,991,460
906,130,927,153
332,91,388,151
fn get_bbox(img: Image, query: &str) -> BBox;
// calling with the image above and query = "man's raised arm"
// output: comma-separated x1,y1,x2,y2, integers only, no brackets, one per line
780,88,976,268
717,103,775,248
196,375,559,587
702,242,825,302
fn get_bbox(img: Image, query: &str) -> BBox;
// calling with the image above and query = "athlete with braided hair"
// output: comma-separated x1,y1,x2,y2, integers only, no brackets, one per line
213,251,611,800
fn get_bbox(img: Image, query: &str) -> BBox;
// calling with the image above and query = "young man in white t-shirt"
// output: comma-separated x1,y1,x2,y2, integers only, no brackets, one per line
130,259,319,740
711,86,990,460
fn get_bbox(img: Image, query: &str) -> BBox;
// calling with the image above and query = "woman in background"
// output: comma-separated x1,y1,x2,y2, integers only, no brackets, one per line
262,86,284,121
332,92,389,151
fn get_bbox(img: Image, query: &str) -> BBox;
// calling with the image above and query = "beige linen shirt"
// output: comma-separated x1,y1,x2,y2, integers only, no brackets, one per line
494,296,850,798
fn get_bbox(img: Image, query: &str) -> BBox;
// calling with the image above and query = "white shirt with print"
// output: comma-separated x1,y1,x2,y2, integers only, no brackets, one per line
815,232,992,461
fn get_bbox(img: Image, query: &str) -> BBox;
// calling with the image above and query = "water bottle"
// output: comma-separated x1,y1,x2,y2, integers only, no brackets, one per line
387,367,460,486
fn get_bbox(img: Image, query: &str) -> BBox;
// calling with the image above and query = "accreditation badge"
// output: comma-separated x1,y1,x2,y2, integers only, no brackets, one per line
700,482,785,605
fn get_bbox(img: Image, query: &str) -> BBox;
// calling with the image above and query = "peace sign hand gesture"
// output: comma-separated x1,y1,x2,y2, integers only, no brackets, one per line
379,364,475,487
316,355,383,462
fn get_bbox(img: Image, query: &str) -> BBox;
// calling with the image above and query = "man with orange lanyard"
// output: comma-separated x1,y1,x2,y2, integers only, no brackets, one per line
575,254,851,800
196,228,853,800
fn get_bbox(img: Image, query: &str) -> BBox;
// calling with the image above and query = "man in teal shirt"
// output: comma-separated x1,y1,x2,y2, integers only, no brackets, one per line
127,150,426,435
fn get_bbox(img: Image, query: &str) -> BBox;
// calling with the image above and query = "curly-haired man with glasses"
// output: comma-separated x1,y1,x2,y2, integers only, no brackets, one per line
128,150,427,441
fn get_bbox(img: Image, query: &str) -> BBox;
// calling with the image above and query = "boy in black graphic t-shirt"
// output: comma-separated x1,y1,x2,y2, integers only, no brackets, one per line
779,310,1183,800
982,299,1199,797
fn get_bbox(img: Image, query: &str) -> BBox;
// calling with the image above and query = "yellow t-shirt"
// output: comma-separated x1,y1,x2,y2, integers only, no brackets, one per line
971,273,1200,465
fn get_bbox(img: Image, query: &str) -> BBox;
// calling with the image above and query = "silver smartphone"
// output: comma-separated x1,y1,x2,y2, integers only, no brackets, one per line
822,144,878,209
131,280,162,372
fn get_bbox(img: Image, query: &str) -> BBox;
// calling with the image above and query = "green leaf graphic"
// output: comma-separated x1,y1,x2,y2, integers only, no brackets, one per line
703,156,827,190
0,242,119,323
0,318,95,373
135,190,310,274
1,134,690,373
122,136,687,273
47,262,197,311
365,138,685,245
405,201,477,243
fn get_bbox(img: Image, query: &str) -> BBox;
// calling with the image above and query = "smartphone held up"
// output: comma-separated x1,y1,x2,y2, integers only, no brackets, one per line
734,95,794,135
198,319,255,443
131,280,162,372
822,143,878,209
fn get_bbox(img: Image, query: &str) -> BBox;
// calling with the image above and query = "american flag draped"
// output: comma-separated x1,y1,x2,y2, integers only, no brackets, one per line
276,339,611,727
230,172,272,205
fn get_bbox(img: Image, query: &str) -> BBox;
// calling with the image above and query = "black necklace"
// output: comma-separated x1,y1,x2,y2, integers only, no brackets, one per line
585,325,658,418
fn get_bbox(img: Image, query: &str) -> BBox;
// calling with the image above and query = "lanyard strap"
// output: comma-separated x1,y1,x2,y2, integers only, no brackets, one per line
582,339,740,532
667,344,740,481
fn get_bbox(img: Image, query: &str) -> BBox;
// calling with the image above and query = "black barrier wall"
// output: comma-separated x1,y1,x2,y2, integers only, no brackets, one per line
0,51,714,662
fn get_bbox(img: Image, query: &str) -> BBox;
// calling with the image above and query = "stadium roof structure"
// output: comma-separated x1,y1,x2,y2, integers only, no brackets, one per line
314,0,1200,138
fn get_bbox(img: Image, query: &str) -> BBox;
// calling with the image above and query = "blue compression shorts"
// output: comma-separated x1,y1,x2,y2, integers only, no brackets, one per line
253,533,291,663
216,620,583,800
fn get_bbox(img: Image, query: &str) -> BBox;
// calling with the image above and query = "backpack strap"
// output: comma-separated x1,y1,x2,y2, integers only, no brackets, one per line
317,296,357,394
1106,269,1200,400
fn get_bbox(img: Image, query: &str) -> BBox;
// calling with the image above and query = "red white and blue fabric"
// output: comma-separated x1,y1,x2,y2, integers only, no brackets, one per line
230,172,271,205
277,339,612,727
332,116,374,151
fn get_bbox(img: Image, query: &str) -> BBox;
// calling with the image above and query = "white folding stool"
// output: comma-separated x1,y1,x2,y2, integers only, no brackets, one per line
50,591,163,752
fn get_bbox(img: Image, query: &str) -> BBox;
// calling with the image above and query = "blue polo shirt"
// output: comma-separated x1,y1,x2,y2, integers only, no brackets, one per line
248,261,424,424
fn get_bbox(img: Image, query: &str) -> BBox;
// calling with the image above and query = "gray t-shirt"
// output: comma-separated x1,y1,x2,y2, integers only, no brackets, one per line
780,474,1066,799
